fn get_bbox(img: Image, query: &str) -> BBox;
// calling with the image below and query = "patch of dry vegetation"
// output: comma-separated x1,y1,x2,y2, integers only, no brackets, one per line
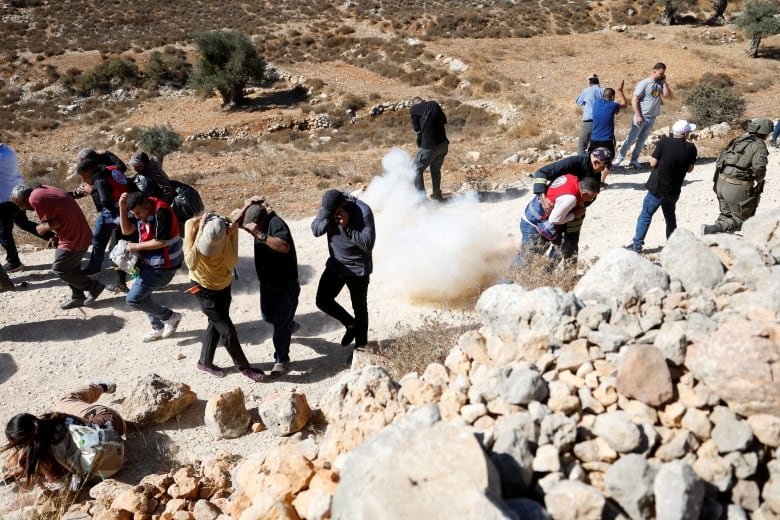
506,249,581,292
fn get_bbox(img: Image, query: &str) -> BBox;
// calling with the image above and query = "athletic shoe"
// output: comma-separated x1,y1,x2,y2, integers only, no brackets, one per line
161,312,182,339
84,284,105,305
60,299,85,310
627,161,642,170
270,362,289,377
3,261,23,273
143,328,164,343
89,380,116,393
240,368,265,382
623,243,642,253
106,282,129,293
340,326,356,346
196,362,225,378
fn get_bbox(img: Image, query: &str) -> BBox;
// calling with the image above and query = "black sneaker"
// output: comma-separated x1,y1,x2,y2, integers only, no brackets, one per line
341,326,356,346
3,261,23,273
84,284,105,305
60,299,85,310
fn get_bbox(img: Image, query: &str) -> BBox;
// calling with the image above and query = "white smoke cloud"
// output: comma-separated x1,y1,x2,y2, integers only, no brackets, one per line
360,148,513,303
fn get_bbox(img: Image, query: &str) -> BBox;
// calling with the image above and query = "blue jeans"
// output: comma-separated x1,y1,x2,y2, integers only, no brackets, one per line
772,120,780,142
631,191,679,250
126,265,176,329
617,116,656,163
414,141,448,197
511,220,552,269
86,212,117,273
260,283,300,363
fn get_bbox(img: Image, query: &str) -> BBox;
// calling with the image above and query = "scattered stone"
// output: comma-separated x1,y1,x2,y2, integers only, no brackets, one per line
533,444,561,473
654,460,704,520
681,408,712,441
121,374,197,426
617,346,673,406
499,365,548,405
592,411,641,453
653,321,688,365
258,391,312,436
732,480,760,512
605,454,656,520
204,388,251,439
545,480,605,520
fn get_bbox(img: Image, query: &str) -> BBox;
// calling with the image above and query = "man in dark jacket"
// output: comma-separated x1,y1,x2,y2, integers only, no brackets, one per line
531,147,611,260
628,120,697,252
77,148,127,173
311,189,376,349
411,97,448,201
126,150,174,204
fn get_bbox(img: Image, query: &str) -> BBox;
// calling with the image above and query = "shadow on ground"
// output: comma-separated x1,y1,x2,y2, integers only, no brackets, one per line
0,316,125,342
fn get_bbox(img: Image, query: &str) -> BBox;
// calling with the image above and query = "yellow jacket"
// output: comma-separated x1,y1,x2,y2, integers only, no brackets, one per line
183,217,238,290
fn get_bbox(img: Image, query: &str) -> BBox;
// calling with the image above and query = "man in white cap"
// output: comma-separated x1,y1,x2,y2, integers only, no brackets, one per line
627,119,697,252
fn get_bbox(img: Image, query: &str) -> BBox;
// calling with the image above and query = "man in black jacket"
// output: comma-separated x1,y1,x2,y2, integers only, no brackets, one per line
411,97,448,201
531,148,611,260
311,189,376,349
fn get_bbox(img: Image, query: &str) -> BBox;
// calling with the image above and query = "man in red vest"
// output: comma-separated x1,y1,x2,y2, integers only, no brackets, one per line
119,192,183,342
512,175,601,268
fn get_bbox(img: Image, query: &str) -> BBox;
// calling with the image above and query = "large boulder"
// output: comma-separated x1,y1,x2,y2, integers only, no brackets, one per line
258,390,312,436
701,232,769,280
332,404,513,520
661,228,724,290
574,249,668,305
617,346,673,407
204,388,251,439
685,319,780,416
477,284,580,339
742,208,780,263
121,374,197,426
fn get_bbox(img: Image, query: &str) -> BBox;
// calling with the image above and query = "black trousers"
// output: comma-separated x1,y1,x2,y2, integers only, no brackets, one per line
196,284,251,370
0,202,54,265
315,266,370,347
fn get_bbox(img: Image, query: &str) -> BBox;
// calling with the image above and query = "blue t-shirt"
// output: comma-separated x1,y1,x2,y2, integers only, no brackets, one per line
575,85,603,121
591,99,621,141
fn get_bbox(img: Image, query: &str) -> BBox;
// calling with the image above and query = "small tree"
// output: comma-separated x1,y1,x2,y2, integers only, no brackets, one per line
144,47,191,89
685,74,746,127
736,0,780,57
190,30,265,106
134,125,182,166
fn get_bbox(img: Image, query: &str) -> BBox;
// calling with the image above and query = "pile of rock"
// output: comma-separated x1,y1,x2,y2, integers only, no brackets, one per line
503,146,568,165
61,456,236,520
232,210,780,519
368,99,412,116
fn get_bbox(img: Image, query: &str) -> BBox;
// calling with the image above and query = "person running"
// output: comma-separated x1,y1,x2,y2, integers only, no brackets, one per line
410,97,449,201
11,184,104,309
118,192,182,342
588,81,627,186
235,197,300,377
312,189,376,350
627,120,698,252
183,212,265,382
1,382,124,489
575,74,603,155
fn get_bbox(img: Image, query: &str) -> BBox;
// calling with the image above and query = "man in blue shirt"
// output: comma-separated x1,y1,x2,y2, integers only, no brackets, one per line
589,82,627,185
575,74,603,156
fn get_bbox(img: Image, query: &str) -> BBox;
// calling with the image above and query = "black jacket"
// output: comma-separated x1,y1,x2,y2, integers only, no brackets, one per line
411,101,448,149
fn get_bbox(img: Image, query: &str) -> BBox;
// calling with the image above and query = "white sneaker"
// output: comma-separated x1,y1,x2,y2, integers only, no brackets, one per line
161,312,182,339
612,155,624,167
143,329,164,343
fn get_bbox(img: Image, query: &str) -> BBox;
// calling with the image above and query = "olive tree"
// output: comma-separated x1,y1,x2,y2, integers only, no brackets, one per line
737,0,780,57
134,125,182,166
190,30,265,106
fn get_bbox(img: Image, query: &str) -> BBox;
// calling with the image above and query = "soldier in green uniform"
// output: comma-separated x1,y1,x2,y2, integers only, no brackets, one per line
702,118,772,235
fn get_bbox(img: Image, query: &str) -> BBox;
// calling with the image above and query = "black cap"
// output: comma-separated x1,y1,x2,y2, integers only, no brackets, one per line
319,189,345,219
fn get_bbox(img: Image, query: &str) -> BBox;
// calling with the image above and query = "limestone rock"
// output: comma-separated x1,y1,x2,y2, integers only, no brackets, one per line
499,365,548,405
121,374,197,426
332,404,512,519
653,321,688,365
654,460,704,520
192,499,222,520
711,414,753,454
592,411,641,453
703,230,768,279
741,207,780,263
490,412,536,496
605,454,656,520
111,489,157,514
574,248,668,305
89,479,134,506
545,480,605,520
685,319,780,416
747,414,780,447
258,390,311,437
204,388,251,439
661,228,724,290
617,346,673,407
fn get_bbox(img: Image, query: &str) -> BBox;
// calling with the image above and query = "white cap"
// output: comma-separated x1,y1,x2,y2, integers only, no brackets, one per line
672,120,696,135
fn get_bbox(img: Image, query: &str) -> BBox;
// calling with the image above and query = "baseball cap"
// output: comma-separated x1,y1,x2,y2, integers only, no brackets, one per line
129,150,148,167
672,120,696,135
197,216,227,257
591,147,612,166
318,189,345,219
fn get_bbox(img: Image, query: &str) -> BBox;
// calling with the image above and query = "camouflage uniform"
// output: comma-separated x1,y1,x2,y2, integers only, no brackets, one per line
703,119,771,234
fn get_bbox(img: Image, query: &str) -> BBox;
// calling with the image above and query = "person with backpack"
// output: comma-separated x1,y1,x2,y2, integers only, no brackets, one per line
126,150,174,204
1,382,125,490
702,117,772,235
410,97,448,201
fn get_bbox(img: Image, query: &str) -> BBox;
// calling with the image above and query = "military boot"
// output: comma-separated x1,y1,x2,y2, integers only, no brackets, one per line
701,223,723,235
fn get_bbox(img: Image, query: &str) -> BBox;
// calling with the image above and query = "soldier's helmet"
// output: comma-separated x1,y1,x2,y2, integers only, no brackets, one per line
747,118,774,135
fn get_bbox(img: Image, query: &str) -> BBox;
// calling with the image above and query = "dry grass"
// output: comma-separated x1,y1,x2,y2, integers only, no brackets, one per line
505,248,581,292
371,313,479,379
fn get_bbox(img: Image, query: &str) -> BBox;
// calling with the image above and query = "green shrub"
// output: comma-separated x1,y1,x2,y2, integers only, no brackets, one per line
144,47,191,89
134,124,182,166
190,30,265,106
685,75,746,126
67,58,141,96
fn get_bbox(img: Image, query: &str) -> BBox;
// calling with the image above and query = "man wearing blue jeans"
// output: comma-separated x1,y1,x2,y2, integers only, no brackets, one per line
628,120,697,252
770,120,780,148
614,63,673,169
119,192,183,342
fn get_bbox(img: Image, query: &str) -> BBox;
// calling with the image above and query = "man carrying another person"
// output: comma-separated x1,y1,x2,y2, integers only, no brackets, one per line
627,120,698,253
118,192,182,342
531,148,611,262
11,184,104,309
234,197,300,377
512,175,601,268
410,97,448,201
588,81,627,186
575,74,603,155
614,63,673,170
312,189,376,351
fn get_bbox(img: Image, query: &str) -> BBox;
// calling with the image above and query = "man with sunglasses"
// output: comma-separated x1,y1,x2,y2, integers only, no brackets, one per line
530,148,611,262
311,189,376,350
